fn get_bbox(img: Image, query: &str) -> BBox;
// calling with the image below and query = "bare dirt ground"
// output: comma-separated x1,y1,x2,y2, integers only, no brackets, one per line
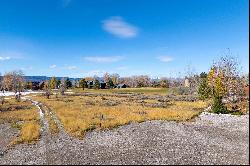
0,106,248,165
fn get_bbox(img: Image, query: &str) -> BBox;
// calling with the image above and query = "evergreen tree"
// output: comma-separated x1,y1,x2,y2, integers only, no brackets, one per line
79,78,87,90
198,78,211,101
199,72,207,79
107,78,114,89
94,79,100,89
211,95,228,114
65,78,72,89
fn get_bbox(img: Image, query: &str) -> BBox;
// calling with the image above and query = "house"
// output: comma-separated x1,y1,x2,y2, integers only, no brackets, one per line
39,81,45,90
117,84,127,88
87,81,94,89
31,81,40,90
100,82,106,89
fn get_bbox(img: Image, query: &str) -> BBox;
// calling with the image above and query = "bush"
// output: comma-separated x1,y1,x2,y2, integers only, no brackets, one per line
198,78,211,100
168,87,190,95
211,95,228,114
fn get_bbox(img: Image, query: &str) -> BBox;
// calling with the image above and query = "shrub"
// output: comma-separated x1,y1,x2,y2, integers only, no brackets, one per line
211,95,228,114
198,78,211,100
169,87,190,95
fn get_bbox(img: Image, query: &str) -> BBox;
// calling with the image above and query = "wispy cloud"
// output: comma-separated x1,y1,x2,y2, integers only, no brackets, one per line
21,66,33,71
85,70,106,77
0,56,11,61
66,65,77,70
157,56,174,62
0,51,24,60
84,56,124,63
102,16,138,38
49,64,57,69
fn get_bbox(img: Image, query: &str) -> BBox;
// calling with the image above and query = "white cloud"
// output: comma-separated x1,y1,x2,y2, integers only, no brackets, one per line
84,56,124,63
66,66,77,70
157,56,174,62
49,64,57,69
0,56,11,61
102,16,138,38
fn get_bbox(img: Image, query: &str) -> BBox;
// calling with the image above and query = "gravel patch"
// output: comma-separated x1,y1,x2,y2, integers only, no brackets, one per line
0,112,248,165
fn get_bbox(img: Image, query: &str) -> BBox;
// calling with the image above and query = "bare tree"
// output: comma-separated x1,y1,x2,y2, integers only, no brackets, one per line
43,81,51,99
184,64,200,94
0,72,4,105
0,72,2,92
2,72,13,91
103,72,110,83
135,75,151,87
60,78,66,95
2,70,25,101
212,51,244,102
111,73,120,85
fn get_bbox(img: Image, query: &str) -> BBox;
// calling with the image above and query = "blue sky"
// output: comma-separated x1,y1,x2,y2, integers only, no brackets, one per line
0,0,249,78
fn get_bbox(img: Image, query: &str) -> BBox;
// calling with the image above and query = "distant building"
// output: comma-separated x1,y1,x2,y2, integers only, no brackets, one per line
117,84,127,88
31,81,40,90
184,78,190,87
100,82,106,89
87,81,94,89
39,81,45,90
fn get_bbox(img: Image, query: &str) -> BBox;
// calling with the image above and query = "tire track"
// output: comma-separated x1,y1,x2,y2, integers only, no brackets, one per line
22,97,50,164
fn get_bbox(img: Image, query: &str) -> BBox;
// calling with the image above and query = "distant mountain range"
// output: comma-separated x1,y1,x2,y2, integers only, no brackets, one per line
24,76,82,82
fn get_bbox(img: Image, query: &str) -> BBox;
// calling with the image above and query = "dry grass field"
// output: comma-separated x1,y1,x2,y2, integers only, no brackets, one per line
0,99,40,144
31,92,208,138
72,87,169,95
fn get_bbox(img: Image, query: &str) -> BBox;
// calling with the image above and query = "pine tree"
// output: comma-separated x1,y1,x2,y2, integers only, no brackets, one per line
198,78,211,101
65,78,72,89
212,95,228,114
107,79,114,89
94,79,100,89
79,78,87,90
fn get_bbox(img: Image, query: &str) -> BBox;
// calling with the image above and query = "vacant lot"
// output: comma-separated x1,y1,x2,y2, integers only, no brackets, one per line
31,92,208,138
0,89,248,165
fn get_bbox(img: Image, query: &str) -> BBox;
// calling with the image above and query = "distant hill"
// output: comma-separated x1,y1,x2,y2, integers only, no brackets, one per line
24,76,81,82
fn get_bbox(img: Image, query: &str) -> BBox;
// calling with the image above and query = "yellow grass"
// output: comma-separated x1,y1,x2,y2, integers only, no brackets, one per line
0,99,41,144
0,100,39,123
12,121,40,144
72,87,168,95
32,94,208,138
